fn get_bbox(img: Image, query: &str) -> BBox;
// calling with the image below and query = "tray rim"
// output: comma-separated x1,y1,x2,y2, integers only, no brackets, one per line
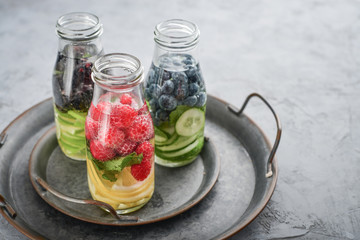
0,95,279,240
28,125,221,227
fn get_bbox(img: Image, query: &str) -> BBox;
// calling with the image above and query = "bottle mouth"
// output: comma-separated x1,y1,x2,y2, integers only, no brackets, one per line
154,19,200,50
92,53,144,89
56,12,103,40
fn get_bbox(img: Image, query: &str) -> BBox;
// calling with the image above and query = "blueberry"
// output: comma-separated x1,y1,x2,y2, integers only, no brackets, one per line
172,72,188,83
148,84,161,98
182,55,195,66
195,92,207,107
147,69,156,84
182,96,197,107
149,99,158,111
188,83,200,96
185,67,199,83
161,80,174,94
145,88,152,100
156,109,169,121
162,70,171,80
158,94,177,111
174,78,189,100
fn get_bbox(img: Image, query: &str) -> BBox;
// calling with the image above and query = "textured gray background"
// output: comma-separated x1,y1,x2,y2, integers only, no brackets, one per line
1,0,359,239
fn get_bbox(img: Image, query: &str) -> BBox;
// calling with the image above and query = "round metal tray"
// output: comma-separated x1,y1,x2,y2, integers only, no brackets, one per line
29,126,220,226
0,94,281,239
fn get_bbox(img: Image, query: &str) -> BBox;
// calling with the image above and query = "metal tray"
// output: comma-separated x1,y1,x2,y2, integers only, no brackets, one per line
28,126,220,226
0,93,281,240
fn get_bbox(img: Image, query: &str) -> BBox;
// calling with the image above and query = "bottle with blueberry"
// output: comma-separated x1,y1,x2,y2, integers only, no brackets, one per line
52,12,104,160
145,19,207,167
86,53,155,213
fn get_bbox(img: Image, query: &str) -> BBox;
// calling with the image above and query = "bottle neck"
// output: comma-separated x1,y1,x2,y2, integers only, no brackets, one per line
152,19,201,67
92,53,144,92
57,37,103,59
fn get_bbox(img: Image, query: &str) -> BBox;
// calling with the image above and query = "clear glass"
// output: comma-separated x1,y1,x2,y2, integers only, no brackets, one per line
86,53,155,214
52,12,104,160
145,19,207,167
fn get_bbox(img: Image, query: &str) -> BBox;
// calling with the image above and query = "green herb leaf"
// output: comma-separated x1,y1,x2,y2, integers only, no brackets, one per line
103,153,143,172
87,148,143,182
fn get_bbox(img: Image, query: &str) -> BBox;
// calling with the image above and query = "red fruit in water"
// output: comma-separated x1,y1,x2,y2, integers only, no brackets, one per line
120,93,133,105
85,117,98,140
116,140,138,156
90,101,112,121
127,115,154,143
110,104,138,128
90,140,116,161
135,141,154,162
98,126,126,149
137,102,149,115
131,159,151,181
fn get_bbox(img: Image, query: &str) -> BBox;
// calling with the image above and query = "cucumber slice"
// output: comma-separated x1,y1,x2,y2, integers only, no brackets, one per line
157,138,200,158
154,127,169,143
157,134,198,152
175,108,205,137
155,133,179,146
155,137,204,161
162,126,175,136
67,111,86,122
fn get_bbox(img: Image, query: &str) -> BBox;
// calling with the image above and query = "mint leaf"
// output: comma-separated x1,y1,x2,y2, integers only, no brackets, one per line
103,153,143,172
169,105,191,125
102,171,118,182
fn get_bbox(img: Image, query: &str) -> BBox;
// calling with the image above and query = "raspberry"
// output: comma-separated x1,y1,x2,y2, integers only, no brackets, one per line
137,102,149,115
110,104,138,128
120,93,133,105
90,101,112,121
131,159,151,181
126,114,154,142
97,126,125,149
90,140,116,161
135,141,154,162
85,117,98,140
116,140,138,156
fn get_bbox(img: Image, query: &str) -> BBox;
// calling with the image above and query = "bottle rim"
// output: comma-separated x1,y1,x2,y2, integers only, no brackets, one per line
154,19,200,50
91,53,144,90
56,12,103,40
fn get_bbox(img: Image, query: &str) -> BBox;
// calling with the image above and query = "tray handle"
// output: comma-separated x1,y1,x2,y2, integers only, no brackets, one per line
0,194,17,218
228,93,282,178
34,176,139,222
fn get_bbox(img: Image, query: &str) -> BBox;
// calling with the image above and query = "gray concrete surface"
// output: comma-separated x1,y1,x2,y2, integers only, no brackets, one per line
1,0,359,239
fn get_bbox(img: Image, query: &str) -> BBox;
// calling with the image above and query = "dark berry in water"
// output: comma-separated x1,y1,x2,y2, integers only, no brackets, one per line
149,99,158,111
145,88,152,100
148,84,162,98
174,78,189,100
158,95,177,111
188,83,200,96
156,109,169,121
147,69,156,84
183,96,198,107
196,92,207,107
161,80,174,95
172,72,188,83
162,70,171,81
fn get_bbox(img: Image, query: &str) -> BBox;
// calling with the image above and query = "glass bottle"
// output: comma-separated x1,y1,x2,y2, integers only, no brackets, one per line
86,53,155,214
145,19,207,167
52,12,104,161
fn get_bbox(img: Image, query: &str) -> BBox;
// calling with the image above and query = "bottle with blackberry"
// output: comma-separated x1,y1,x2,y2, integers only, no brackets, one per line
52,12,104,160
145,19,207,167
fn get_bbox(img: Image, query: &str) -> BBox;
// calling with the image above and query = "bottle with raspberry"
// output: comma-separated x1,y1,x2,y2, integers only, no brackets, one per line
52,12,104,160
86,53,155,214
145,19,206,167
